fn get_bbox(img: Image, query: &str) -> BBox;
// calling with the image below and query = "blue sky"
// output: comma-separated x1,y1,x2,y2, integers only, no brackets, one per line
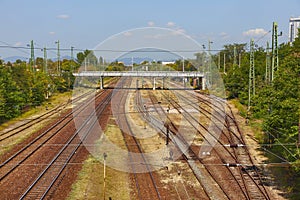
0,0,299,59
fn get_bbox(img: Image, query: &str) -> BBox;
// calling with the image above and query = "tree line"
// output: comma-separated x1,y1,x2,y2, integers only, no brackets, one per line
216,33,300,198
0,49,101,122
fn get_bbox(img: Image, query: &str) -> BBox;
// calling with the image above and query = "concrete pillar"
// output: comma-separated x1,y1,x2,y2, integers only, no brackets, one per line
202,77,206,90
153,77,156,90
136,79,139,89
100,76,103,89
162,77,165,89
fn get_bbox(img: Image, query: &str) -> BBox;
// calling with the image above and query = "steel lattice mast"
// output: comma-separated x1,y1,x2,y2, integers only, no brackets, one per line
30,40,35,72
271,22,279,81
248,39,255,111
265,42,271,83
43,47,47,73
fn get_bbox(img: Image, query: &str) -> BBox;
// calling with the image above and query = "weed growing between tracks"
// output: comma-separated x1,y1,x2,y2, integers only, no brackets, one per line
67,155,131,200
67,116,132,199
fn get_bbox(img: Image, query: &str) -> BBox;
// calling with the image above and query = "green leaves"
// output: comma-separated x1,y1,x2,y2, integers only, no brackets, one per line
222,38,300,180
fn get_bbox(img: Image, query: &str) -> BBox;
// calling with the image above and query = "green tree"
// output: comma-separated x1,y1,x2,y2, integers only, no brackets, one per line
0,66,24,121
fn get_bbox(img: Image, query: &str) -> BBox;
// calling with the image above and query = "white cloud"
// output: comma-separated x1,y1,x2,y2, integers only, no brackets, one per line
49,31,56,35
220,32,227,37
144,33,166,39
167,21,175,27
173,28,186,35
14,42,22,46
123,32,132,37
243,28,268,37
56,14,70,19
147,21,155,27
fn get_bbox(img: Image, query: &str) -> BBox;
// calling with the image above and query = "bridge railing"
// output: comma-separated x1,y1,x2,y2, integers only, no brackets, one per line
73,71,205,78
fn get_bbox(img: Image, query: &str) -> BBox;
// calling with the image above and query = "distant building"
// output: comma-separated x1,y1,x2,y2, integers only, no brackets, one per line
162,61,175,65
289,17,300,43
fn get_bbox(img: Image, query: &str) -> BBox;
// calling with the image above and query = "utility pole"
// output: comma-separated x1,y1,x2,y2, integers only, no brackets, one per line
271,22,278,81
55,40,60,75
218,53,221,70
208,40,213,84
233,45,237,66
30,40,35,72
238,53,241,68
103,153,107,200
248,39,255,111
223,53,226,74
298,115,300,147
43,47,47,73
84,58,87,71
265,42,271,83
71,46,74,73
182,57,185,72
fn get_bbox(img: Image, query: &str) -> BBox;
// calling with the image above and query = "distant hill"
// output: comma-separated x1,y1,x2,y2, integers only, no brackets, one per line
117,57,176,66
52,55,72,61
3,56,28,63
115,48,179,66
117,57,153,66
3,55,72,63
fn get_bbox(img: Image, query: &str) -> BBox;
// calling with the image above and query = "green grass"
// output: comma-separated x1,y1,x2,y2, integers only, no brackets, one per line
229,99,247,118
67,155,131,200
67,119,132,200
248,119,265,143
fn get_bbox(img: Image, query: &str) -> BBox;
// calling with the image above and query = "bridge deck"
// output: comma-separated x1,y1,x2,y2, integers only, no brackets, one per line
73,71,205,78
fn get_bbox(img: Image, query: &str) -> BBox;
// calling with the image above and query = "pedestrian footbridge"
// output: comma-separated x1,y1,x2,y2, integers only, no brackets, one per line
73,71,206,90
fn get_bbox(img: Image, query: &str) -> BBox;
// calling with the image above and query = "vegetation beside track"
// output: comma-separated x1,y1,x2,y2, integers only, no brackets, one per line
221,32,300,198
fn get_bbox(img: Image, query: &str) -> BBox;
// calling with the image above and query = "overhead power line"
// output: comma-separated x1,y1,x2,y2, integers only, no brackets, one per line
0,45,224,52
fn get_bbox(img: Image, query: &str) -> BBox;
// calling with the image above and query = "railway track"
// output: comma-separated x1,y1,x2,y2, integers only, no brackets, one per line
0,89,110,199
173,90,271,199
0,90,94,149
135,85,272,200
184,91,271,199
19,89,112,199
111,78,162,200
136,89,222,199
169,90,271,199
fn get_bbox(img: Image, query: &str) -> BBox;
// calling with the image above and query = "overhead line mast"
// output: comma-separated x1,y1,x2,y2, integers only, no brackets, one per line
271,22,279,81
43,47,47,73
248,39,255,111
265,42,271,83
30,40,35,72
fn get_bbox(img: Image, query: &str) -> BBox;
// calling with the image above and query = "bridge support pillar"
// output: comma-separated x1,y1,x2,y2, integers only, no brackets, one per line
162,78,165,89
100,76,103,89
153,77,156,90
202,77,206,90
136,79,139,89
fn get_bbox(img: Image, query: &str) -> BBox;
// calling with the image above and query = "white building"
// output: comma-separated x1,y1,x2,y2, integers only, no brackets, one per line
289,17,300,43
161,61,175,65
